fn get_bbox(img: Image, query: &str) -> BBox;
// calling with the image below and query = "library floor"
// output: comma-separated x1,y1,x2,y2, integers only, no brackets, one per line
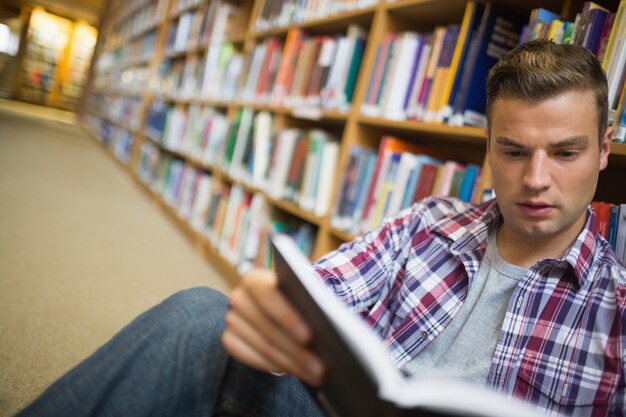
0,99,231,417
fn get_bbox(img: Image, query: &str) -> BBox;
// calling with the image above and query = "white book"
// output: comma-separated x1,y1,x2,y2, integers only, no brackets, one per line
177,166,197,219
299,130,328,212
222,53,243,101
406,41,432,120
228,108,254,179
314,140,339,217
373,35,404,119
321,36,350,110
189,174,213,231
202,115,229,166
218,184,244,258
271,233,546,417
174,12,193,52
252,111,273,188
241,43,267,103
239,193,268,273
335,24,367,111
381,33,419,121
384,152,417,219
267,129,300,200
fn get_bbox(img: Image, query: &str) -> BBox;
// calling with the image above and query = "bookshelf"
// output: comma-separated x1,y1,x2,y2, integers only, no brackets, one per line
82,0,626,285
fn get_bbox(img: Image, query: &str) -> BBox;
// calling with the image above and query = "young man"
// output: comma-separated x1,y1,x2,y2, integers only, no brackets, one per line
18,40,626,417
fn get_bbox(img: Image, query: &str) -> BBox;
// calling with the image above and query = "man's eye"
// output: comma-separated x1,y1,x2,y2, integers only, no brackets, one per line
555,151,578,159
503,151,524,157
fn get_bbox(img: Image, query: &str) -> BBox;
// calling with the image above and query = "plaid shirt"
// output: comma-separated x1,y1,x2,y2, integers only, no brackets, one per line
312,196,626,416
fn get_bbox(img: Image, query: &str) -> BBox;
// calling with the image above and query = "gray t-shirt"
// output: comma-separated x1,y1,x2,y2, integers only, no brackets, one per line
401,229,528,383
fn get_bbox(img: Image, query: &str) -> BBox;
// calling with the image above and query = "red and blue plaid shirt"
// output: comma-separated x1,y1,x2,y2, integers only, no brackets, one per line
312,196,626,416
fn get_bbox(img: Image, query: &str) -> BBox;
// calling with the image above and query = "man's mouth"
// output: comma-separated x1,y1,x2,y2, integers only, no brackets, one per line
517,201,555,217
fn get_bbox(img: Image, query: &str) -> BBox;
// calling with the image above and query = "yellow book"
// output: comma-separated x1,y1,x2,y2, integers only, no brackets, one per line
433,1,477,122
601,0,626,70
547,20,564,43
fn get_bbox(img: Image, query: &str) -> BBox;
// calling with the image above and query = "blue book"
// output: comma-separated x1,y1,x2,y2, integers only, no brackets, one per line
443,2,486,122
582,8,609,54
458,164,480,202
609,205,620,250
401,155,442,209
351,151,377,230
450,4,527,127
402,34,428,113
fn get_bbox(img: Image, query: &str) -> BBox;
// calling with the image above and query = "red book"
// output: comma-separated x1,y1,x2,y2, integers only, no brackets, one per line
285,134,309,200
592,201,613,238
412,163,441,202
365,33,396,107
362,136,444,224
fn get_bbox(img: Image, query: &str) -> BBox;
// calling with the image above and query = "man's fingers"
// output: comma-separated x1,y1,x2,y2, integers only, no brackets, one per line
241,270,311,344
226,282,310,375
221,327,277,373
224,308,299,375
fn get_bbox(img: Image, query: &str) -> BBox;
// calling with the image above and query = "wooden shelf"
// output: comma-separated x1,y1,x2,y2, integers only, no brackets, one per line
84,0,626,283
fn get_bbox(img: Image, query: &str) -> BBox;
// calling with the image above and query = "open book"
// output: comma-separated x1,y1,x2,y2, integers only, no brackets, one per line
271,234,546,417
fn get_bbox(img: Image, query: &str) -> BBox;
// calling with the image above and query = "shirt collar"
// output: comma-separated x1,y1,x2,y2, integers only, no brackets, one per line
431,200,599,288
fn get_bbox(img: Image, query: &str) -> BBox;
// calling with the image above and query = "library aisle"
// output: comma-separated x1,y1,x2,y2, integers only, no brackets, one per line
0,100,231,417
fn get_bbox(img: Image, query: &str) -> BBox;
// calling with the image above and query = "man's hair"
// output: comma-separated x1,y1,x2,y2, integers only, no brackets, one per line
486,40,608,144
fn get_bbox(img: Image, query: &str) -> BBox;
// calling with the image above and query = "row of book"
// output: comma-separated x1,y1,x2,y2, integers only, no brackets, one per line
165,0,240,56
92,65,150,97
170,0,204,17
90,94,143,132
359,1,626,128
592,202,626,264
361,2,524,126
614,82,626,143
89,116,135,165
521,2,626,120
241,24,366,112
135,141,317,272
95,29,156,74
106,0,169,50
331,136,482,234
144,103,341,217
255,0,379,32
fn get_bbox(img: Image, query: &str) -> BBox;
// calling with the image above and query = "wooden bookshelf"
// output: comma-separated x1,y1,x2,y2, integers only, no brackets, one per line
81,0,626,285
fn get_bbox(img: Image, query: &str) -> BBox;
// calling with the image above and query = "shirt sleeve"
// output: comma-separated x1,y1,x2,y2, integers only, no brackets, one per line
310,203,424,315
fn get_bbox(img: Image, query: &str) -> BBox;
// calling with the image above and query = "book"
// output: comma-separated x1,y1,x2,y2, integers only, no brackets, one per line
271,233,546,417
423,24,460,122
448,4,526,127
615,204,626,264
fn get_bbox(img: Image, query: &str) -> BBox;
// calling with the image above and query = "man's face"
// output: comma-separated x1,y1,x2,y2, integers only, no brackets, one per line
488,90,610,250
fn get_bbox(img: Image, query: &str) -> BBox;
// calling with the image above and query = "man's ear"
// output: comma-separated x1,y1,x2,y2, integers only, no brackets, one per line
599,126,612,171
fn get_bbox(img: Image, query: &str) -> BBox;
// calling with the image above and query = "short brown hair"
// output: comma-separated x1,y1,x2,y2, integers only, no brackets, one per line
486,40,608,144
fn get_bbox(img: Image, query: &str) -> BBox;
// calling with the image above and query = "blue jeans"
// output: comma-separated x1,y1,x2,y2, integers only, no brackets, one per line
16,287,324,417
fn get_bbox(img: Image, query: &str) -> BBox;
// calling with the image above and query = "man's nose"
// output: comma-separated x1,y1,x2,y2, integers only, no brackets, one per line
522,153,551,191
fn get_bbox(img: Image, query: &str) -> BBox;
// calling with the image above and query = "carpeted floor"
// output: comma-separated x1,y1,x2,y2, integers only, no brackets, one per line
0,100,231,416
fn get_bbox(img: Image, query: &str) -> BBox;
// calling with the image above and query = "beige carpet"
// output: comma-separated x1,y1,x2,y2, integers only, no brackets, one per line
0,100,231,416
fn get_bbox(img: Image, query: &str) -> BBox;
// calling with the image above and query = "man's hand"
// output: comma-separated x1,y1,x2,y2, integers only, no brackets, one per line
222,268,325,386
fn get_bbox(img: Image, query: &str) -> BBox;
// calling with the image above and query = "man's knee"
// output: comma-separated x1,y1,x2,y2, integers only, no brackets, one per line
154,287,229,344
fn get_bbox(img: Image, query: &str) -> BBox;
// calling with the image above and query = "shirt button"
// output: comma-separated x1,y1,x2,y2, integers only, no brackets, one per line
420,331,428,339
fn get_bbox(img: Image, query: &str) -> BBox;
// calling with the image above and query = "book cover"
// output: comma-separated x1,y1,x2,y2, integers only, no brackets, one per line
457,164,480,203
314,140,340,217
413,26,446,121
362,137,443,226
424,24,460,122
412,162,441,203
615,204,626,264
380,32,419,121
271,234,546,417
449,4,526,128
441,1,485,123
